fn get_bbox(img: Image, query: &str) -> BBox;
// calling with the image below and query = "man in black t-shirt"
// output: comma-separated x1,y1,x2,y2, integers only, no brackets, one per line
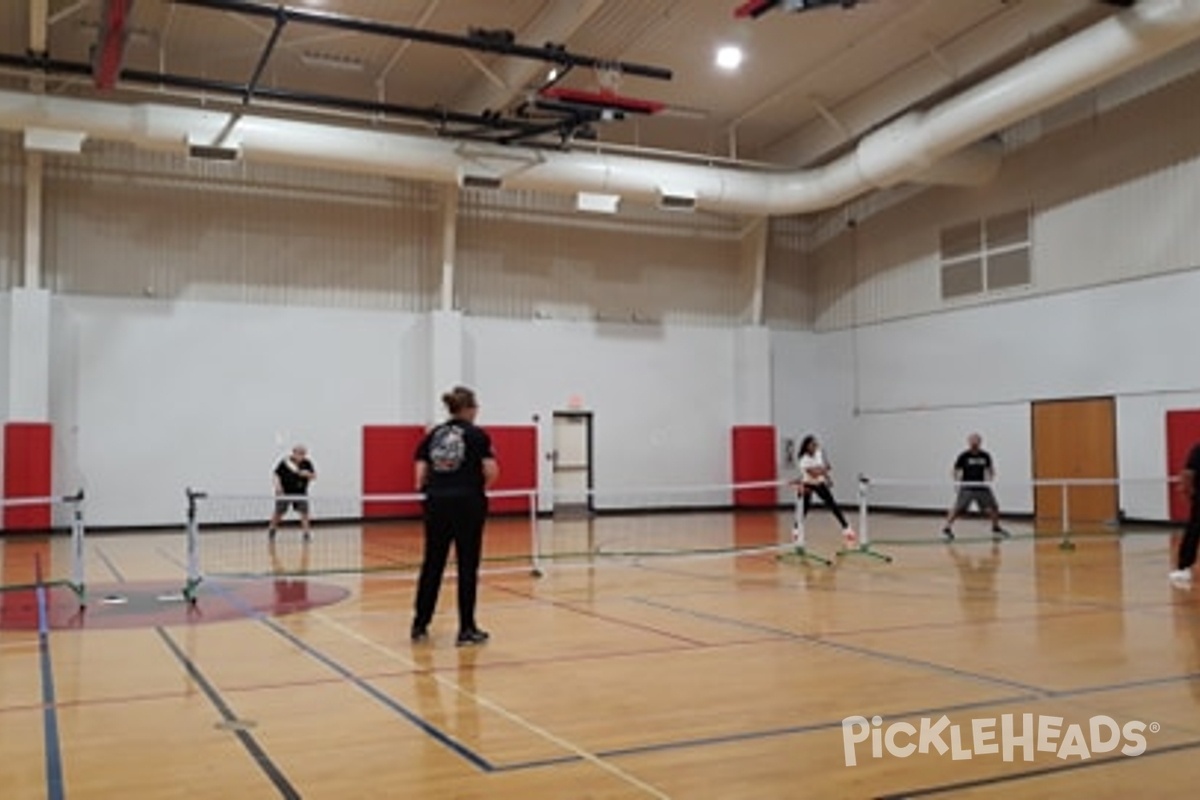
942,434,1008,541
269,445,316,540
412,387,499,646
1170,442,1200,585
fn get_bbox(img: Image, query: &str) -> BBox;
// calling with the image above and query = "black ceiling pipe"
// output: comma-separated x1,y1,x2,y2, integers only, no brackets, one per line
171,0,673,81
243,8,287,105
0,51,593,144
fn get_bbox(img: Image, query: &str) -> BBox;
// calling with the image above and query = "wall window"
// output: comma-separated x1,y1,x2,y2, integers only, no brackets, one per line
940,210,1031,300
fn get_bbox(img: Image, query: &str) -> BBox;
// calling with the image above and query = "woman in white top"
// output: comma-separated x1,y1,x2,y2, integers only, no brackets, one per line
796,435,855,538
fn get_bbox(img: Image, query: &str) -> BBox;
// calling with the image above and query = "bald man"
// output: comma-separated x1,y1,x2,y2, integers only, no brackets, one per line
943,434,1008,541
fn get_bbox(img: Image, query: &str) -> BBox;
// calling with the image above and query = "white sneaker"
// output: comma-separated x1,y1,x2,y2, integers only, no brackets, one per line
842,528,859,548
1168,569,1192,584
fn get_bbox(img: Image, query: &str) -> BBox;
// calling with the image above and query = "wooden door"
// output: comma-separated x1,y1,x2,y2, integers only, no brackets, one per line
1032,397,1118,531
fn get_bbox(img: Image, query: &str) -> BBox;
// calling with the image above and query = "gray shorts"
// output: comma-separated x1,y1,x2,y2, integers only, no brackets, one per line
275,498,310,516
954,487,998,514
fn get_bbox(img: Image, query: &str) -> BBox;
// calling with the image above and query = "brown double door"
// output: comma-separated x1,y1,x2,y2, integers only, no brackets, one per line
1032,397,1118,531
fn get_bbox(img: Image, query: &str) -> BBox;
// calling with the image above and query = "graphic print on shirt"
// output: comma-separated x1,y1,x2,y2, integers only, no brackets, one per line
429,424,466,474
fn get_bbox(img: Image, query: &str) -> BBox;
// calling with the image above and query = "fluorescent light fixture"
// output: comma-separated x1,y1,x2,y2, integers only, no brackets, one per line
576,192,621,214
300,51,366,72
23,127,86,154
715,45,744,71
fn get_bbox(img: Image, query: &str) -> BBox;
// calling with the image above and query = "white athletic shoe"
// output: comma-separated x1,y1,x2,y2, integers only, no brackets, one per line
842,528,859,548
1168,569,1192,585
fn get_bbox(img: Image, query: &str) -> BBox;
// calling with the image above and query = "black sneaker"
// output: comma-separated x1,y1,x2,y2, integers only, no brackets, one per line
992,526,1010,540
942,527,955,542
410,624,429,643
456,629,489,647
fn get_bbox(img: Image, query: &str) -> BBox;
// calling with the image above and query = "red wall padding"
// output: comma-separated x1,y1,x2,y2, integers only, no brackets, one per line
362,425,426,519
3,423,53,531
731,426,777,508
484,426,538,515
1166,410,1200,522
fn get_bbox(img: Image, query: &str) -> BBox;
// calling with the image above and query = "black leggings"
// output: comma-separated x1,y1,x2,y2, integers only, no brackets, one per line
414,495,487,631
1180,498,1200,571
802,483,850,529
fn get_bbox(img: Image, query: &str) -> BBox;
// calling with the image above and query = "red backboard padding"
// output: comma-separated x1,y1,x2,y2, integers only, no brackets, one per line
1166,410,1200,522
484,426,538,515
362,425,426,519
732,426,777,508
3,423,53,531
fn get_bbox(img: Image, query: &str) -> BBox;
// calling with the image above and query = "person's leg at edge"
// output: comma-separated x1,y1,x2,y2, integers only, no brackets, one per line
455,496,489,646
1171,498,1200,583
413,500,455,639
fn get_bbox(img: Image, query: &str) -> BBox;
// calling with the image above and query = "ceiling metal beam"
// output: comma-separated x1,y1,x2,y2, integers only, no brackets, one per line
171,0,673,81
244,8,287,105
0,51,594,145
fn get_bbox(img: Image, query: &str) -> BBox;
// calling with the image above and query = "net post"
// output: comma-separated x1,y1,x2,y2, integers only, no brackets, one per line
835,475,893,563
183,487,207,604
528,489,544,577
1058,480,1076,551
67,489,86,608
779,482,832,567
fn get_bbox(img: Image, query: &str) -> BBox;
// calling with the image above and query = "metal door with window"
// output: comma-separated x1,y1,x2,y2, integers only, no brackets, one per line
552,412,593,515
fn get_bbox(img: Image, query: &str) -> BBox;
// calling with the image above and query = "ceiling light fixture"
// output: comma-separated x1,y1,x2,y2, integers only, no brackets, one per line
715,45,744,71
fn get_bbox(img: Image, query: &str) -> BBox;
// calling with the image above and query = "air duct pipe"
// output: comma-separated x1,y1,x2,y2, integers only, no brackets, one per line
0,0,1197,216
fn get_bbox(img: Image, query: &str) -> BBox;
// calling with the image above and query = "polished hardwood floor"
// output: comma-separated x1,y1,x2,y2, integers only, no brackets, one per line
1,511,1197,799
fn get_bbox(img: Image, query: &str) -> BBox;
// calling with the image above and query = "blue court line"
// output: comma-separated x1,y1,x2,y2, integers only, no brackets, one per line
201,579,496,773
155,627,301,799
36,582,66,800
93,547,126,583
875,736,1200,799
630,596,1050,695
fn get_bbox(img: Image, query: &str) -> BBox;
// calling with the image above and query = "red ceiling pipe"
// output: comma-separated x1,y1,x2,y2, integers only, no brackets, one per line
93,0,134,90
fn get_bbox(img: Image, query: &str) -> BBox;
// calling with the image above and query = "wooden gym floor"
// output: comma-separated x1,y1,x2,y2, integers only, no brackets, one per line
1,511,1198,799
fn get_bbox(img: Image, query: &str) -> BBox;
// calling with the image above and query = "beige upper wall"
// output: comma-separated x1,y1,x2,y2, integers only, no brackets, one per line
0,133,20,290
3,56,1199,327
808,65,1200,331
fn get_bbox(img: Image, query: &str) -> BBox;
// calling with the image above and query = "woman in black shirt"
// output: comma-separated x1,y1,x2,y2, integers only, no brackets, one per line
412,386,499,646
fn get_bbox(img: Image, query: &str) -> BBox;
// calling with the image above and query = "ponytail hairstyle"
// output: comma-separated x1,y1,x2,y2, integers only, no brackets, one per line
442,386,479,417
799,435,818,457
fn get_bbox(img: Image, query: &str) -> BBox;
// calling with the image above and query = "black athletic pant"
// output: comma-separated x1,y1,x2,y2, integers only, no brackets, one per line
1179,496,1200,571
802,483,850,529
414,494,488,632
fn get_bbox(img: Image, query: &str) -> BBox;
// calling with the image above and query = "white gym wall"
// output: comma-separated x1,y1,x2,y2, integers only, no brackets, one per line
2,45,1200,527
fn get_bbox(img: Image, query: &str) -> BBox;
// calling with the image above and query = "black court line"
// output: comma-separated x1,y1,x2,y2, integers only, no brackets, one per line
494,694,1036,772
631,596,1050,695
876,737,1200,799
200,579,496,773
37,582,66,800
93,547,126,583
155,627,301,799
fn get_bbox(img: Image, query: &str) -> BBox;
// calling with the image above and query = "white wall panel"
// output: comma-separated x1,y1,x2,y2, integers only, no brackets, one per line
463,316,736,509
1116,391,1200,522
50,296,429,526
